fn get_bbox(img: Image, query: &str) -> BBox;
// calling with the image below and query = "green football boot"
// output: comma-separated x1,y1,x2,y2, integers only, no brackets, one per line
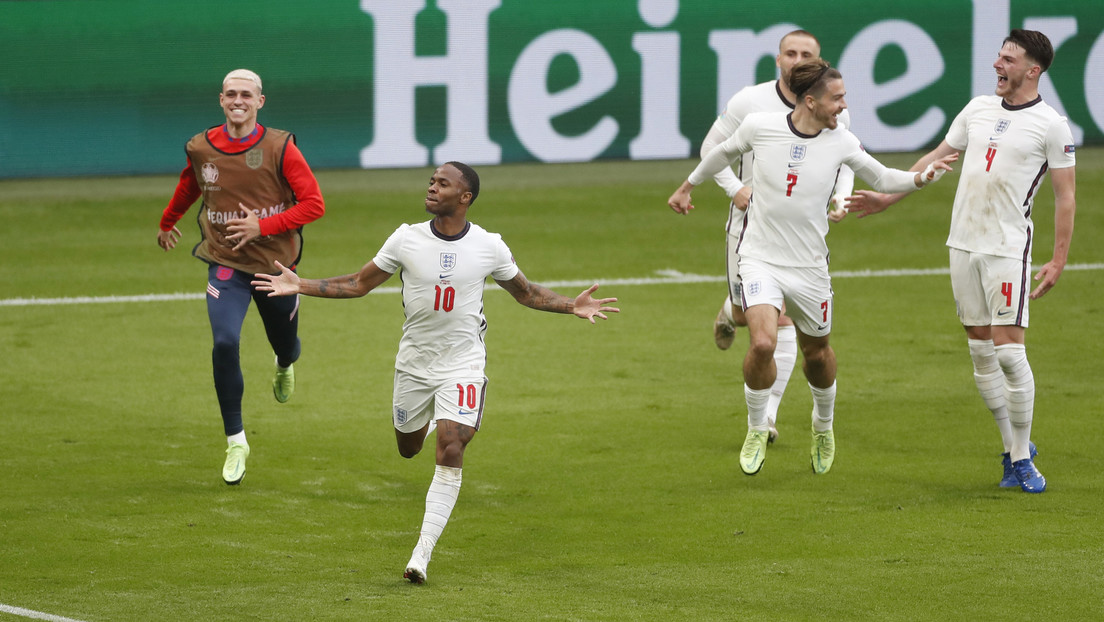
740,429,770,475
273,359,295,403
223,442,250,485
811,427,835,474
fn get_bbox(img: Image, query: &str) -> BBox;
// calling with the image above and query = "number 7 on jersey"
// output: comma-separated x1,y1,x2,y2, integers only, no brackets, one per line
786,171,798,197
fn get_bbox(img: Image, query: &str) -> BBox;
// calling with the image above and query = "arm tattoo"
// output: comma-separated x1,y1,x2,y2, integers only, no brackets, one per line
524,283,571,313
313,276,361,298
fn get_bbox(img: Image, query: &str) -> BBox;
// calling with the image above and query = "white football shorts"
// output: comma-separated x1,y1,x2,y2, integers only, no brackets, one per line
392,371,486,433
737,257,833,337
949,248,1030,328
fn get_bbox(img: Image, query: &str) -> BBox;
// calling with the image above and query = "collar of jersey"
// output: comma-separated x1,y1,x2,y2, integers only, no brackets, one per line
208,124,264,153
1001,95,1042,112
430,220,471,241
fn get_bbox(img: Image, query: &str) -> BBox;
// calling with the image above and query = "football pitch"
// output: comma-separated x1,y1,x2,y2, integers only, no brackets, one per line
2,151,1102,621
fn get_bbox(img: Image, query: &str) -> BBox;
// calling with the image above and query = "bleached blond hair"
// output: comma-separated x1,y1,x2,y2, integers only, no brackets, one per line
222,69,262,93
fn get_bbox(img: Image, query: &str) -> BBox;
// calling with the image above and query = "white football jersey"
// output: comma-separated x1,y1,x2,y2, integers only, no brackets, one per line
944,95,1076,260
706,81,854,234
372,220,519,377
690,111,919,267
710,81,852,188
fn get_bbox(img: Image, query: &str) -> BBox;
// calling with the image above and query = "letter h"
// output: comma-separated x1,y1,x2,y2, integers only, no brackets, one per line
359,0,502,168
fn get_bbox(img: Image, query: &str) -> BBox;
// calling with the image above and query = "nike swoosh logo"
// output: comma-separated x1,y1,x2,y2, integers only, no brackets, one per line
997,310,1012,317
458,409,474,416
439,274,453,279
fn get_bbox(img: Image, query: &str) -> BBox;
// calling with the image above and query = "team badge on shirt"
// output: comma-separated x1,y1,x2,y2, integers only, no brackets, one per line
994,119,1011,135
246,149,264,169
440,253,457,271
789,144,807,162
201,162,219,184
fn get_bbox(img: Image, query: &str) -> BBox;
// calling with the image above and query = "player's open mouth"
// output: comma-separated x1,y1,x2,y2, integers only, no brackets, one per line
996,74,1008,86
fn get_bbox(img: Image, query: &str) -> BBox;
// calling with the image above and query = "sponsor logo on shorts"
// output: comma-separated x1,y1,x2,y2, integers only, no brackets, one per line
206,283,220,299
996,309,1012,317
747,281,761,296
216,266,235,281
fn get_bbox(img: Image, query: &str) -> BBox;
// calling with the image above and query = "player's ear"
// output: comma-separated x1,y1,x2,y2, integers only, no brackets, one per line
461,191,473,206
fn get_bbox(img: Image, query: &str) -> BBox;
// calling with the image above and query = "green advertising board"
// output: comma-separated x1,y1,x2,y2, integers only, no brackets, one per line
1,0,1101,178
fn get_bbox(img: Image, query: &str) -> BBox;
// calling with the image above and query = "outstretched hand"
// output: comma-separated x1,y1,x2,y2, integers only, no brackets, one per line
918,152,959,186
573,284,619,324
251,261,300,297
845,190,894,219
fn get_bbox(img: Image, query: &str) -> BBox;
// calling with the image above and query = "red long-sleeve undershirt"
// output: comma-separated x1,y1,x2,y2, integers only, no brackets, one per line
159,124,325,236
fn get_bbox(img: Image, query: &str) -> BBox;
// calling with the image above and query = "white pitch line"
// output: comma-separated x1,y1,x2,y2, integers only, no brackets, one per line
1,263,1101,308
0,603,90,622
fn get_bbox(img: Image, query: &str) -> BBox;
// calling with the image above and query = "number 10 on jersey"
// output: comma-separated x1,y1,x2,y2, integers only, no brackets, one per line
434,285,455,312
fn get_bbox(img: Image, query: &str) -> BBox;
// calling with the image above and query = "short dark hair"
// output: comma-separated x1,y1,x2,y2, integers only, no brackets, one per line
1005,29,1054,72
789,58,842,99
444,161,480,206
780,29,819,51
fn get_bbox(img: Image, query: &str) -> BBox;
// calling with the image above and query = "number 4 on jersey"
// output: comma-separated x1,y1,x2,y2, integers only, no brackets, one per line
985,143,997,172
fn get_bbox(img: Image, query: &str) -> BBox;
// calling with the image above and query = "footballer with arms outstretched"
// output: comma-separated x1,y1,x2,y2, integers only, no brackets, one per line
669,59,956,476
700,29,856,444
254,161,618,583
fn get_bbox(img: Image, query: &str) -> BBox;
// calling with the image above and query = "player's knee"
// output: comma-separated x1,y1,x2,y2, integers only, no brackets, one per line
802,345,834,370
211,335,240,360
437,440,466,466
397,443,422,459
747,335,775,361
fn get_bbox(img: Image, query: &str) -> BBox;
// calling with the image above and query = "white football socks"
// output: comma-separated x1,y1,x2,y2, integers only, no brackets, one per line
809,381,836,433
767,326,798,427
227,431,247,446
996,343,1035,462
416,465,463,556
745,384,772,431
968,339,1013,452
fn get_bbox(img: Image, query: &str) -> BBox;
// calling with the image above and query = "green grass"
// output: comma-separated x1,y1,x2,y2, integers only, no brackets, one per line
1,151,1103,621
